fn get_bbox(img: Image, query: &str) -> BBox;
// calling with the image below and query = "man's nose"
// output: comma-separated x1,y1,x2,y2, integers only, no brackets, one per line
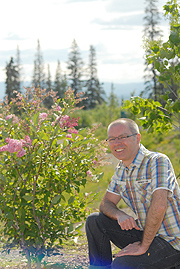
114,137,122,144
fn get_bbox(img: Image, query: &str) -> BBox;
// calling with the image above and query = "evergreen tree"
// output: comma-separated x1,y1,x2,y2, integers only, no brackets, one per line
84,45,105,109
67,39,84,95
143,0,163,101
46,64,52,91
54,60,68,99
44,64,53,109
108,83,120,120
109,83,119,108
5,57,20,103
16,45,22,90
32,39,46,89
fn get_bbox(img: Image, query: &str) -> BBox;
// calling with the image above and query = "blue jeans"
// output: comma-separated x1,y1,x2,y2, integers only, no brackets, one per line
85,212,180,268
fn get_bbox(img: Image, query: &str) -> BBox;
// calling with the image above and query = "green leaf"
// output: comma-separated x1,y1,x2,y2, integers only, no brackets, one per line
55,207,63,215
169,31,180,45
52,195,61,204
67,223,74,233
68,196,75,204
23,194,33,201
33,113,39,125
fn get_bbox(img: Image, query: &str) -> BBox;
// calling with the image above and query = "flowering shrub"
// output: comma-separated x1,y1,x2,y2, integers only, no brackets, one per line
0,87,106,268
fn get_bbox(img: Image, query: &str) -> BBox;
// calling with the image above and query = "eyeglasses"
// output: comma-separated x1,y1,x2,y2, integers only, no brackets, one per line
106,133,138,143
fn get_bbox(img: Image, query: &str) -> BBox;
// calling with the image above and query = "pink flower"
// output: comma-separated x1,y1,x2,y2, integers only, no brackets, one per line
68,128,78,134
87,170,93,177
0,137,30,157
8,139,23,153
6,114,19,124
93,160,97,165
24,135,32,145
66,134,72,139
17,148,26,158
0,145,9,152
6,115,14,120
56,106,61,111
39,113,47,120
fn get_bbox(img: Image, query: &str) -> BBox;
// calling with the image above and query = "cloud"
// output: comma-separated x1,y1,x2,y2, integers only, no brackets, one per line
106,0,166,13
106,0,144,13
4,33,26,41
92,13,144,29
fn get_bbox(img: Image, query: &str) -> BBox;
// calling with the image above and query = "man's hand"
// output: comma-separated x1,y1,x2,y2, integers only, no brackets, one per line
115,241,148,257
117,214,140,231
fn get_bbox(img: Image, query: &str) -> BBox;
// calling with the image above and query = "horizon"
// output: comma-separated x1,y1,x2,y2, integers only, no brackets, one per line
0,80,144,101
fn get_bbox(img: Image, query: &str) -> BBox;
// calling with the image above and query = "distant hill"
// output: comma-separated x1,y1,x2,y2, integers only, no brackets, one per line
0,81,145,101
103,82,144,101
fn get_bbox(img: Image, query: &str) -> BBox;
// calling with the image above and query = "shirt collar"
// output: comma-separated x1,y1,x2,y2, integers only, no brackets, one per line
118,144,147,170
132,144,147,167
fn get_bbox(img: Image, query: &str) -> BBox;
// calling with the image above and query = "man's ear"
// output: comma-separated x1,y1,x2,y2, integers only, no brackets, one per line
137,133,141,144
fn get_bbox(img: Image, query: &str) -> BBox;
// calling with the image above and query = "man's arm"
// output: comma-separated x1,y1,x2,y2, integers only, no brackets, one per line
116,189,168,256
140,188,168,252
100,191,140,230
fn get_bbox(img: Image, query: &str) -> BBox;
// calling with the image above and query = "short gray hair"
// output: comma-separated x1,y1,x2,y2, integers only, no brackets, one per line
107,118,140,135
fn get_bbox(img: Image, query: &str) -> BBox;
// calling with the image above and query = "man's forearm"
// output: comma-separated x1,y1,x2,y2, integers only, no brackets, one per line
100,192,140,231
140,190,167,252
99,199,122,220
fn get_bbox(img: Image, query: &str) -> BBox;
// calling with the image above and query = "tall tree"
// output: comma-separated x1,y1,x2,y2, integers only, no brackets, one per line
67,39,84,95
32,39,46,89
5,57,20,103
108,83,121,120
16,45,22,90
84,45,105,109
54,60,68,99
44,64,53,109
143,0,163,101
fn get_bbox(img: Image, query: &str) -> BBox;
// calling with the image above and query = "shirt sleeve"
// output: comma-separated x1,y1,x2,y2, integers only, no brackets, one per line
150,153,175,196
107,168,121,195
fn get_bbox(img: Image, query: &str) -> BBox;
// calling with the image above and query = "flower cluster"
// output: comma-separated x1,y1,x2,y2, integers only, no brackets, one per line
53,115,79,134
6,114,19,124
0,136,32,158
39,113,48,121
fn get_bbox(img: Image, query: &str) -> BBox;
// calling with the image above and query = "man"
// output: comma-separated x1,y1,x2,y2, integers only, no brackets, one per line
86,118,180,269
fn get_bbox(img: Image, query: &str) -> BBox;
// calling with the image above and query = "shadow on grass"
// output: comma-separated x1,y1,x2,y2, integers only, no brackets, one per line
45,263,85,269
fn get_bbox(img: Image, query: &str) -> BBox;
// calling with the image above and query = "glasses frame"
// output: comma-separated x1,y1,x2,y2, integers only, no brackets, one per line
106,133,138,143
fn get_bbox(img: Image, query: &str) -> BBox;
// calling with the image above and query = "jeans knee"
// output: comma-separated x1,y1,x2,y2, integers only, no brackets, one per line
86,212,100,227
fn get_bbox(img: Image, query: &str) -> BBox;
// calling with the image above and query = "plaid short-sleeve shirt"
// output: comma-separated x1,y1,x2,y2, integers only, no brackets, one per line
107,144,180,251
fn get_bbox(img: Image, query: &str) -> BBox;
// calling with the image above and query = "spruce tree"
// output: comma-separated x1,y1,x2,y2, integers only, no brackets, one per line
16,45,22,90
32,39,46,89
67,39,84,95
143,0,163,101
54,60,67,99
84,45,105,109
44,64,53,109
5,57,20,103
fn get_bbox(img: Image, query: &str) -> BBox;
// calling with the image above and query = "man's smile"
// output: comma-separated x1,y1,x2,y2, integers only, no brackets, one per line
115,149,124,152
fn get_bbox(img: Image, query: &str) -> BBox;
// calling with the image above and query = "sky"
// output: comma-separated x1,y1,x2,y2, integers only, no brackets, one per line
0,0,171,88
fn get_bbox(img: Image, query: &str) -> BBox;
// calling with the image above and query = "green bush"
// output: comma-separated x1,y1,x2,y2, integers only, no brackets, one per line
0,87,106,268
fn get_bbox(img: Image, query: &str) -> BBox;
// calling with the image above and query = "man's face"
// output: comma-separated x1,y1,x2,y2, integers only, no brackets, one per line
107,123,141,167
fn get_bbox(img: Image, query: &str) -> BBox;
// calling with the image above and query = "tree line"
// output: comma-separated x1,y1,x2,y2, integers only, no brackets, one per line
4,0,177,110
4,39,105,110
